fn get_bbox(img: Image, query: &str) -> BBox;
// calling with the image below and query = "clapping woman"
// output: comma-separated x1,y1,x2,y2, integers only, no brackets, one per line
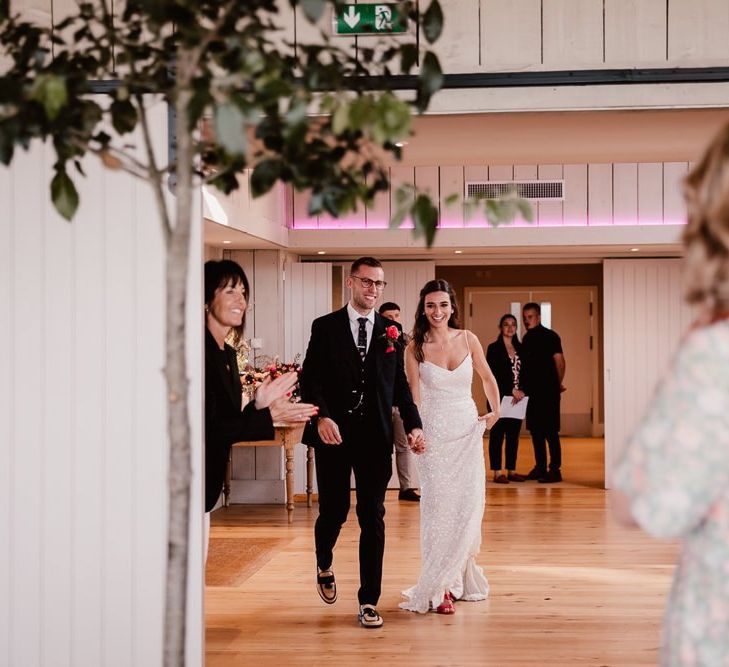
204,260,317,548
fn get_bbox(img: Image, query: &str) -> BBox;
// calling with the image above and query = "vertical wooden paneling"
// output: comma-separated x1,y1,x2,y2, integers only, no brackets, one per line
283,262,332,493
542,0,604,65
668,0,729,61
415,165,440,225
603,259,695,487
613,163,638,225
604,0,667,64
366,172,390,229
434,0,480,71
563,164,587,225
103,139,137,667
638,162,663,225
390,166,415,229
71,148,106,667
0,132,13,667
537,164,564,226
588,164,613,225
42,141,74,667
439,166,464,228
292,190,319,229
480,0,542,67
3,103,200,664
10,144,45,667
663,162,689,224
380,261,436,335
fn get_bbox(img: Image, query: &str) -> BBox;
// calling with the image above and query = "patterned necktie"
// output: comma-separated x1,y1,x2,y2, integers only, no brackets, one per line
357,317,368,361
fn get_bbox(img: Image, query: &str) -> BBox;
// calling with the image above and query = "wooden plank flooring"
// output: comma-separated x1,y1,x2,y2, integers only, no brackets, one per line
206,438,677,666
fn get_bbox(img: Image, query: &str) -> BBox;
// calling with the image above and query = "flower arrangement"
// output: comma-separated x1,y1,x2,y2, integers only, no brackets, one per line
240,354,302,399
383,325,400,353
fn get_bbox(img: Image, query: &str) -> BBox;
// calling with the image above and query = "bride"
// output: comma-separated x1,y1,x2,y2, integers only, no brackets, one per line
399,279,501,615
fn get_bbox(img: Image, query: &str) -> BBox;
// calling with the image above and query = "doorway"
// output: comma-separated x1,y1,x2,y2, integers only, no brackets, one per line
465,285,600,437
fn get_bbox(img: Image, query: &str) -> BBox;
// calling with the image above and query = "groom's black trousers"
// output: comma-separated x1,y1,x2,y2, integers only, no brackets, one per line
314,430,393,606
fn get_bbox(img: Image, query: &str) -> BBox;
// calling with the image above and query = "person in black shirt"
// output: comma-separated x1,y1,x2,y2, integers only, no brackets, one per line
520,303,566,483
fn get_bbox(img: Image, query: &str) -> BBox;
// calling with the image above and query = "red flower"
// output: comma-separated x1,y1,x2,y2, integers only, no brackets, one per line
383,325,400,353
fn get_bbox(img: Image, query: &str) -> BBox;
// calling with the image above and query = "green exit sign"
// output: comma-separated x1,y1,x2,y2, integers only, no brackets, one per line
333,3,408,36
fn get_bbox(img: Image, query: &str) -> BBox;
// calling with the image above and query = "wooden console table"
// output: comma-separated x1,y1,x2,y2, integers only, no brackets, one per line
224,423,314,524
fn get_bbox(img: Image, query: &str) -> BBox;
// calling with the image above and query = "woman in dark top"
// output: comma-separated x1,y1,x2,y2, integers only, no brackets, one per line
485,314,527,484
205,260,317,515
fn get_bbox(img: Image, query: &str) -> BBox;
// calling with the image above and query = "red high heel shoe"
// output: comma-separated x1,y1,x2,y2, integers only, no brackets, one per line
436,591,455,615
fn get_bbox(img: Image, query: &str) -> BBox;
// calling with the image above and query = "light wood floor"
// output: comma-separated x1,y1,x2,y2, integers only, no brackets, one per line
206,438,677,666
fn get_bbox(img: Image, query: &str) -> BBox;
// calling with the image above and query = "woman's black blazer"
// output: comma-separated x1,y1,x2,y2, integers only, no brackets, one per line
486,337,521,400
205,328,274,512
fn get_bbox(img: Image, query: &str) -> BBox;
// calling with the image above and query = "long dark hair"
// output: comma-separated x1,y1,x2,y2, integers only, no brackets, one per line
497,313,521,348
411,279,461,363
204,259,250,344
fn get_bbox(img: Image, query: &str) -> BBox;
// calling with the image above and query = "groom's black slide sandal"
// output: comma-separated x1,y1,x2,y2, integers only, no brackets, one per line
316,569,337,604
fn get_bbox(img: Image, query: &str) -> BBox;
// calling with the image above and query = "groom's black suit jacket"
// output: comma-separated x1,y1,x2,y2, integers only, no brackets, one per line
300,307,421,450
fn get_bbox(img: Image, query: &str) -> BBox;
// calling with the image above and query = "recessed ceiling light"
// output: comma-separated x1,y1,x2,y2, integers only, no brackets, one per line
630,247,639,252
394,141,408,148
454,250,463,254
222,240,232,245
317,250,327,255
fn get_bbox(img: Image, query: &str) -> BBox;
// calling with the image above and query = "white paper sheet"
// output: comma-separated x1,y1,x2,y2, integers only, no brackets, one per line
499,395,528,420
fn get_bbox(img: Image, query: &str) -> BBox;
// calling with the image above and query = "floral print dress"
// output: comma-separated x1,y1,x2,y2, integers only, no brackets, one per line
614,320,729,667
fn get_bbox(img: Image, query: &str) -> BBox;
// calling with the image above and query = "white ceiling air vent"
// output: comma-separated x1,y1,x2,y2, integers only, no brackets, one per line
465,180,565,202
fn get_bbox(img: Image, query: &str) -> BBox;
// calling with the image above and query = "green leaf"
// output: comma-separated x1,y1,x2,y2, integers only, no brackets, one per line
517,198,535,222
251,159,282,196
422,0,444,44
400,44,419,73
51,169,79,221
416,52,443,112
300,0,326,23
110,99,138,135
444,193,459,206
411,193,438,247
331,101,350,135
30,74,67,121
215,103,247,156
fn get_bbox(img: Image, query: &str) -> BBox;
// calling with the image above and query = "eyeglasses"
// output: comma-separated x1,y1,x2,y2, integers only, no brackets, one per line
350,275,387,291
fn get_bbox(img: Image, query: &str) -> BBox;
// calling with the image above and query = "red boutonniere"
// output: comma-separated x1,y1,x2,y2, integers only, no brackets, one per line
383,325,400,353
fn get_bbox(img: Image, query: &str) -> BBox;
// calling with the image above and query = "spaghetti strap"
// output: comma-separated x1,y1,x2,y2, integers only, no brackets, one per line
464,329,471,354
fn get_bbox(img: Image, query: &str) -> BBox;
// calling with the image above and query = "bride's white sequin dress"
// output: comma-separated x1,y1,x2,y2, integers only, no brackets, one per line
400,351,490,613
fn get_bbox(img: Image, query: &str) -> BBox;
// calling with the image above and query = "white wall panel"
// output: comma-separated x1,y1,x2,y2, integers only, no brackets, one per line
439,165,464,228
603,259,695,488
434,0,481,71
613,163,638,225
542,0,604,65
668,0,729,61
480,0,542,67
537,164,564,226
663,162,689,224
588,164,613,226
283,263,332,494
638,162,664,225
605,0,666,64
563,163,587,225
0,103,203,666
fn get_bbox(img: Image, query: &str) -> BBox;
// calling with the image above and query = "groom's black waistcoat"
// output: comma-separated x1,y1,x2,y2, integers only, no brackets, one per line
300,307,421,450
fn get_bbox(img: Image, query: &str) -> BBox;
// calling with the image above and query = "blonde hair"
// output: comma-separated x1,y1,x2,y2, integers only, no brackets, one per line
683,123,729,314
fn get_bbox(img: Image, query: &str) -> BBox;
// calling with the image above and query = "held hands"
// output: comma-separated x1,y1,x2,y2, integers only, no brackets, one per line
269,398,318,424
317,417,343,445
407,428,426,454
479,411,499,429
511,389,526,405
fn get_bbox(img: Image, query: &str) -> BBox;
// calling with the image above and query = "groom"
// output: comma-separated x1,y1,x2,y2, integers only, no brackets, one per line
301,257,424,628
